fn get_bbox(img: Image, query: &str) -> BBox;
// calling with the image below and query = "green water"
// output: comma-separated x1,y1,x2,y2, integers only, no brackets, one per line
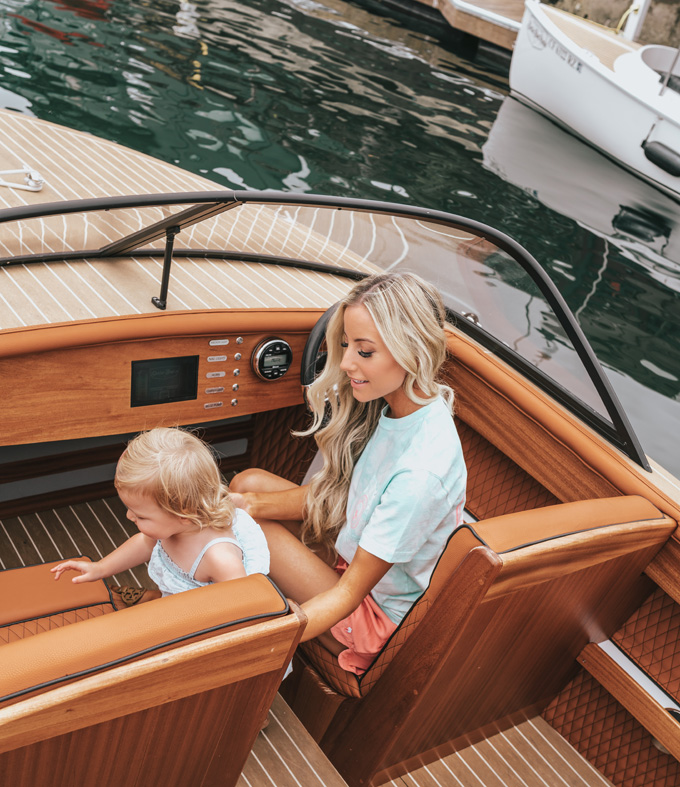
1,0,679,474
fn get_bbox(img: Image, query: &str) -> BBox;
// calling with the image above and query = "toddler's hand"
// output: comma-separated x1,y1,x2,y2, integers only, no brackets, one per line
51,560,101,583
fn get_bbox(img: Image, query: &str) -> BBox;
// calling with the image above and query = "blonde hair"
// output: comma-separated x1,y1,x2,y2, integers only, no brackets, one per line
300,272,454,553
115,427,235,531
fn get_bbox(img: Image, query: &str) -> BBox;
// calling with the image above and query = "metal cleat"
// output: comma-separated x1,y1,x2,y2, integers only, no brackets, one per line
0,164,45,191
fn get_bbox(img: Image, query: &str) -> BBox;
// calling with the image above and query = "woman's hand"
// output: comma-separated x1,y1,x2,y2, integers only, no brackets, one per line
229,470,307,522
299,547,392,641
230,491,251,513
51,559,104,583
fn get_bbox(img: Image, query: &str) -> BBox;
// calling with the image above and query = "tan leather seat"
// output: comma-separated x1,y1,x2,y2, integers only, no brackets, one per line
283,495,676,787
0,561,306,787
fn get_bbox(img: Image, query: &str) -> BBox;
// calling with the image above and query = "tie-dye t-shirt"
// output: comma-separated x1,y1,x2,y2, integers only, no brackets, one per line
335,396,466,624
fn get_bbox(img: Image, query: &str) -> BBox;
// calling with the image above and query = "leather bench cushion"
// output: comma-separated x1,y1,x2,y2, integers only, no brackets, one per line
0,558,113,627
427,495,665,598
0,572,288,704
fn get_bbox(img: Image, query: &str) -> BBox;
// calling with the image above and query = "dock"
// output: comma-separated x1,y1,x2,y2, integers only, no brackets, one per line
414,0,525,50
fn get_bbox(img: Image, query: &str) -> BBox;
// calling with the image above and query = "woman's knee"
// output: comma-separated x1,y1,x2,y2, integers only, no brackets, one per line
230,467,296,494
230,468,264,493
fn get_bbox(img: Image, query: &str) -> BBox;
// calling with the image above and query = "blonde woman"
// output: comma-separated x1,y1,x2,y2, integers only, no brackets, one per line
231,272,467,674
52,427,269,593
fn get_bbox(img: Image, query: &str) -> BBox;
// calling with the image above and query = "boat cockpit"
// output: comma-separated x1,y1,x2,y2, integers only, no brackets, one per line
1,113,680,787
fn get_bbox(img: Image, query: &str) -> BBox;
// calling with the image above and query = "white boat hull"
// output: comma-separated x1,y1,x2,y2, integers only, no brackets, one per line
509,0,680,200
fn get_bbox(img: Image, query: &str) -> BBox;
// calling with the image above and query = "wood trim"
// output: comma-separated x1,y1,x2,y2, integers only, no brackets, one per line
578,642,680,761
448,333,680,523
0,605,306,755
644,536,680,607
0,308,323,358
1,332,307,446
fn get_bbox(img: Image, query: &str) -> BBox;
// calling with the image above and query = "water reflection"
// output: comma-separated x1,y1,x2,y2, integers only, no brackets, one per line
483,96,680,470
484,97,680,275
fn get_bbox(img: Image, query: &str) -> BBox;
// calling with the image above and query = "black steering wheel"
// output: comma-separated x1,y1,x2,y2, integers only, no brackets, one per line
300,302,340,386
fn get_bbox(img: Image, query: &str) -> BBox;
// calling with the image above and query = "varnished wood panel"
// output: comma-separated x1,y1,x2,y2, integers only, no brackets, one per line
645,536,680,607
578,643,680,762
0,675,274,787
319,535,664,786
0,607,304,753
1,331,308,445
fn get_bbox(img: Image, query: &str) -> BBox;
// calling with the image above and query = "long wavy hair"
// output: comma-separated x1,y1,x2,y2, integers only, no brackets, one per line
115,427,235,532
299,272,454,554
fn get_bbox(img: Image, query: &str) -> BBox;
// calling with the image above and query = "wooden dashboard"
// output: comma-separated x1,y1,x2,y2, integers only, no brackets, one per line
0,309,323,446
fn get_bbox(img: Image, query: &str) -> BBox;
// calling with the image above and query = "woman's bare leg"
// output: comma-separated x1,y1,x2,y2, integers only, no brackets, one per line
260,520,344,655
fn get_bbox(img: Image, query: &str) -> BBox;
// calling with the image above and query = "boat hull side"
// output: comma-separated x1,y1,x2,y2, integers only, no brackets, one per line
510,1,680,200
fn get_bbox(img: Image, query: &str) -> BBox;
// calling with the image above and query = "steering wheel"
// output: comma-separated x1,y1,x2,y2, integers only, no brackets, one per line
300,302,340,386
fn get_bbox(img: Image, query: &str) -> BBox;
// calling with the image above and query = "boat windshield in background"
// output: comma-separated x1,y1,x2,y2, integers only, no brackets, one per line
0,191,648,468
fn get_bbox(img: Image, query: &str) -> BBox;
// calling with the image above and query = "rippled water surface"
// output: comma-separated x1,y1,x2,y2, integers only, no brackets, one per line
1,0,679,474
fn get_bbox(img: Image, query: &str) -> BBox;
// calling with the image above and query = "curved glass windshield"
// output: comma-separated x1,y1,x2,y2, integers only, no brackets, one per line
258,203,606,414
0,191,646,466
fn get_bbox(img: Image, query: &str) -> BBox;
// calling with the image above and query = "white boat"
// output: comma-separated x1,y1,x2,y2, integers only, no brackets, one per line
1,108,680,786
509,0,680,200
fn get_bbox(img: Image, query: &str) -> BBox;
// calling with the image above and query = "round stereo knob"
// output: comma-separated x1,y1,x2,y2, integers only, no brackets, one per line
252,339,293,381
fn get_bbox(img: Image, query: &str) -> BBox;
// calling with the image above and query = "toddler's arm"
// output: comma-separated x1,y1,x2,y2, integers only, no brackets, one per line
199,542,247,583
51,532,155,583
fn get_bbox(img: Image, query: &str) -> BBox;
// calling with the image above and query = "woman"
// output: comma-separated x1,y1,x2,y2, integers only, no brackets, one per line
231,272,467,674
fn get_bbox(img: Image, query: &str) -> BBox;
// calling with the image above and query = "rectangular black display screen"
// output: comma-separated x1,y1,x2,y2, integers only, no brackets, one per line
130,356,199,408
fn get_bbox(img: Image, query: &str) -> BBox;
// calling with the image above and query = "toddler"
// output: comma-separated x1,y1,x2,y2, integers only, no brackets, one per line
52,427,269,594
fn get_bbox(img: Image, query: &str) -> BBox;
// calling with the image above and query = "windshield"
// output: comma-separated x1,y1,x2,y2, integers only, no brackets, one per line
271,205,607,416
0,191,646,466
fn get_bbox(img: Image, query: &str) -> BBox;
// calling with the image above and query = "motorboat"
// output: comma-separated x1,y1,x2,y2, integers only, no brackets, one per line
1,107,680,787
509,0,680,201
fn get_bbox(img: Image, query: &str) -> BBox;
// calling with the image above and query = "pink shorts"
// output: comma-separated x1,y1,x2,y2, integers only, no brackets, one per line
330,558,398,675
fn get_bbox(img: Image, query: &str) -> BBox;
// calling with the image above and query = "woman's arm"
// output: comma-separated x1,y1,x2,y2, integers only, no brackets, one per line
51,533,155,583
232,483,309,522
300,547,392,642
262,523,391,642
